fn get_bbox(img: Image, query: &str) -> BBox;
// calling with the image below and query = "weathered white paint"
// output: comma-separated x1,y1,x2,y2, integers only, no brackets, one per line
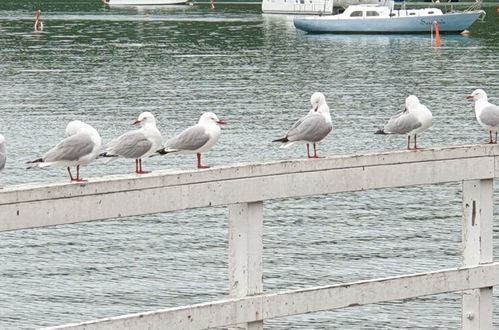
42,263,499,330
0,145,497,231
1,145,497,329
461,179,493,329
228,202,264,330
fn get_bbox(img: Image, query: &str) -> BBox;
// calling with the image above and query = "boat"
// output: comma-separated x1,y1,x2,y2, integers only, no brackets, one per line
261,0,381,15
293,3,485,33
102,0,187,5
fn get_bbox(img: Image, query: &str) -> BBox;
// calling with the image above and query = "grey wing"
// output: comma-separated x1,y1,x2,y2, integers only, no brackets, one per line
0,142,5,170
287,113,332,142
286,115,307,133
383,111,421,135
479,105,499,127
43,133,94,162
165,125,210,151
108,130,152,159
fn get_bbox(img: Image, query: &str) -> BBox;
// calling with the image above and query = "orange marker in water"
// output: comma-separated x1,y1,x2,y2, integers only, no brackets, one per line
433,21,441,47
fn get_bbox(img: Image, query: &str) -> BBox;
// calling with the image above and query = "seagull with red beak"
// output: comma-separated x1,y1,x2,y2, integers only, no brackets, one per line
156,112,225,169
466,89,499,144
101,112,162,174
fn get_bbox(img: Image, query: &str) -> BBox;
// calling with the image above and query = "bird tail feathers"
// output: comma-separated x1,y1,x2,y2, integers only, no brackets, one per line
152,148,169,157
26,158,43,169
99,152,119,164
279,141,295,149
272,137,289,143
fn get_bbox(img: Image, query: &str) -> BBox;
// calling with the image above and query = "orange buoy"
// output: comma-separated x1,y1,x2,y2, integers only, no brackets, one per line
433,21,441,47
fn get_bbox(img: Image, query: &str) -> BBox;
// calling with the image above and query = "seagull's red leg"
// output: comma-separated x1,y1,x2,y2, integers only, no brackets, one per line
135,159,139,173
413,135,425,150
495,132,498,144
306,144,311,158
406,136,412,150
136,159,150,174
487,131,496,144
67,167,74,181
310,143,324,158
197,153,210,169
71,165,88,182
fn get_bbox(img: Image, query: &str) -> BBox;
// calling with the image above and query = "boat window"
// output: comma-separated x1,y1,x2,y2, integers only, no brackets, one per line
409,12,415,15
350,11,363,17
366,11,379,16
428,11,434,14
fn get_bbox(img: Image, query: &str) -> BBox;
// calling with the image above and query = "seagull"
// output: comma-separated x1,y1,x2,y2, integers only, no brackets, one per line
466,89,499,144
375,95,433,150
101,112,162,174
0,134,5,189
26,121,102,182
156,112,225,169
34,10,43,31
273,92,333,158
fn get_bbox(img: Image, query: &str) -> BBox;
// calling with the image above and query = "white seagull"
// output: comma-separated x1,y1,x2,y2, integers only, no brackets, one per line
27,121,102,182
273,92,333,158
101,112,162,174
0,134,5,189
156,112,225,169
466,89,499,144
375,95,433,150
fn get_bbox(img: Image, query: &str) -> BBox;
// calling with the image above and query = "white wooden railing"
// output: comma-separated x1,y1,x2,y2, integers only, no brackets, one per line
1,144,498,330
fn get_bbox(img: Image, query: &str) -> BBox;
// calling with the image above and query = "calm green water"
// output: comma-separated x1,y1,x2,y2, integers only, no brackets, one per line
1,1,499,329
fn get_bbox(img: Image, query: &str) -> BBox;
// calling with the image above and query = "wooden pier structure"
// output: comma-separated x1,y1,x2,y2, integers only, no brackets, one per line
0,144,498,329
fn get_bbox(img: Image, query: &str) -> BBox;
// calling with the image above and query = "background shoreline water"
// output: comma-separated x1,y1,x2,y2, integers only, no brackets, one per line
1,1,499,328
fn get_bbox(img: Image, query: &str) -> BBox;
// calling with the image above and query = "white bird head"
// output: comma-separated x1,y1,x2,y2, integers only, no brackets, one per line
133,112,156,126
66,120,98,137
404,95,421,111
466,89,487,102
310,92,326,112
199,112,226,125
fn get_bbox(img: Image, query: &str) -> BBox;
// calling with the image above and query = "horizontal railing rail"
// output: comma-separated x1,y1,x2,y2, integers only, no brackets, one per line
42,263,499,330
1,144,498,231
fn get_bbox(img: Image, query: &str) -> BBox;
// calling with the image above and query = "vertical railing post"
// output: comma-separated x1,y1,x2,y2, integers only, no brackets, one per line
228,202,264,330
461,179,493,330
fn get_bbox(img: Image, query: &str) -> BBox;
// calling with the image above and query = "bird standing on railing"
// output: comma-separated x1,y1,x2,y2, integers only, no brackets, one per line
34,10,43,31
155,112,225,169
375,95,433,150
100,112,162,174
27,121,102,182
466,89,499,144
273,92,333,158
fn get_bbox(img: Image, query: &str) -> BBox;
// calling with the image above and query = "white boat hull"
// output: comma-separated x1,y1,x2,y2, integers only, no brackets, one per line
294,11,484,33
103,0,187,5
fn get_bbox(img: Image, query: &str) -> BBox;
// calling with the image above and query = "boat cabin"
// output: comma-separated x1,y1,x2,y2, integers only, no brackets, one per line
340,5,444,18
